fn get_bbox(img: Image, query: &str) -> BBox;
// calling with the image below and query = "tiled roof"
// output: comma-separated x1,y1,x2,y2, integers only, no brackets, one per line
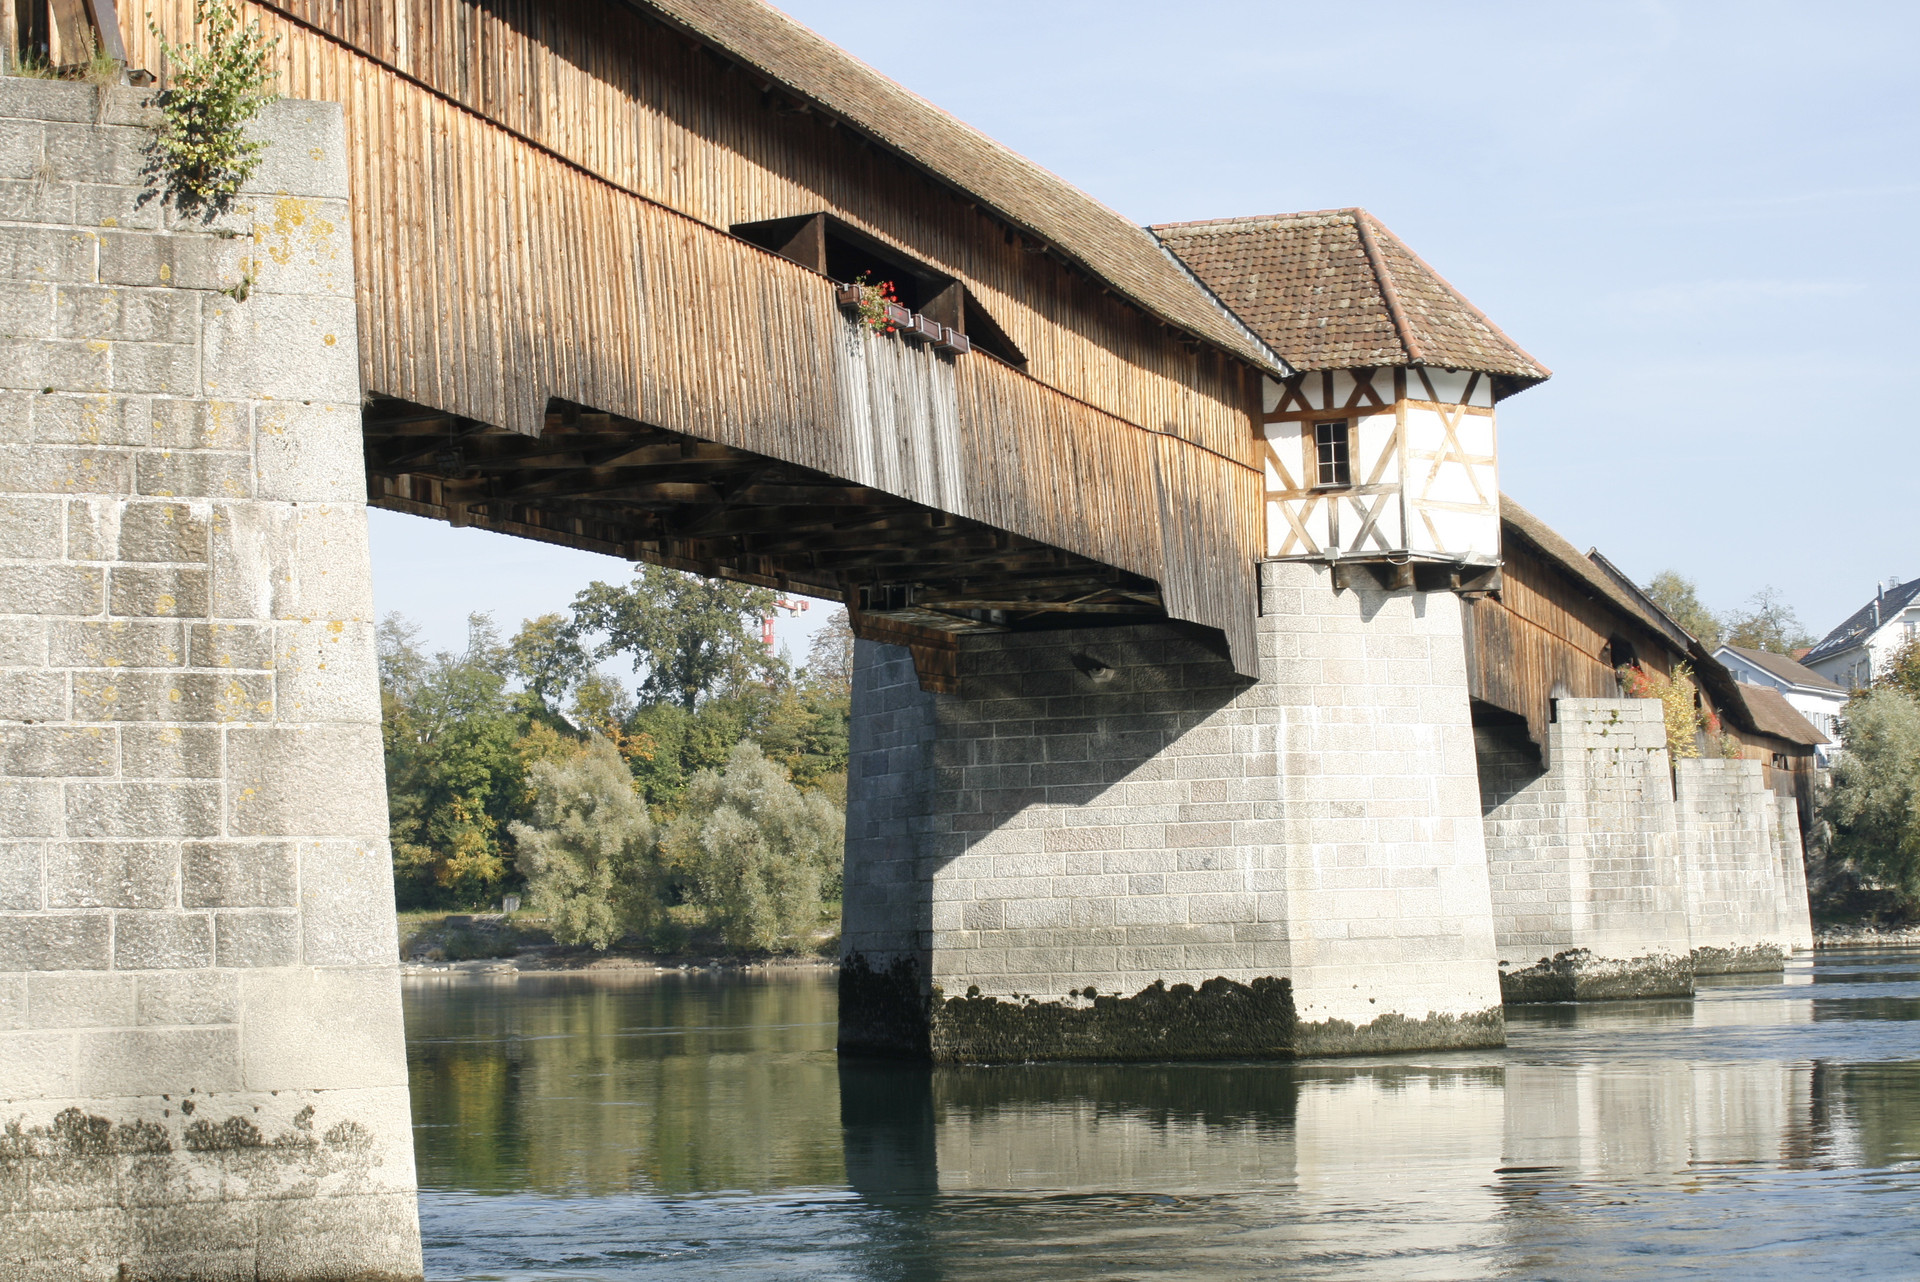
1719,644,1846,694
1730,683,1828,747
640,0,1282,373
1805,578,1920,663
1151,209,1549,387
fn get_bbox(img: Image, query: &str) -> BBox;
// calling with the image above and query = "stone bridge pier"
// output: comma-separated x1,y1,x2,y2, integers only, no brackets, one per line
840,561,1506,1062
1479,698,1815,1004
0,85,420,1281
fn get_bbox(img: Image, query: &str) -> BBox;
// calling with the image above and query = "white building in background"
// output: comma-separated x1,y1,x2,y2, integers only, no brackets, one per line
1802,576,1920,692
1713,644,1848,765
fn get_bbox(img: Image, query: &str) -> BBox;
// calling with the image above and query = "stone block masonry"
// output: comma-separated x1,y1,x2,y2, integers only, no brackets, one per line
0,81,421,1281
842,560,1504,1062
1676,758,1794,973
1479,700,1694,1002
1477,697,1813,996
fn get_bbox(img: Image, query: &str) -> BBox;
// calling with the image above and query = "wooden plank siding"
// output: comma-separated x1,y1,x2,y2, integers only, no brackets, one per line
1462,531,1678,755
1468,522,1821,814
121,0,1265,673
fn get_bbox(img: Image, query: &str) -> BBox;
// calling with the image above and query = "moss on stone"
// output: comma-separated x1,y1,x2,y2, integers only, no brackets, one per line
841,953,1297,1063
1499,948,1695,1004
1291,1005,1506,1056
1691,943,1787,975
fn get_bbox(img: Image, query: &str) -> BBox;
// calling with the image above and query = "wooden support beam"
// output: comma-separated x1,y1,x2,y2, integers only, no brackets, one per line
82,0,123,62
48,0,88,65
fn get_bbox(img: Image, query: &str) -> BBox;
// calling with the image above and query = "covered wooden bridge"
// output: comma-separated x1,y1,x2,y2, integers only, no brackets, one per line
108,0,1288,688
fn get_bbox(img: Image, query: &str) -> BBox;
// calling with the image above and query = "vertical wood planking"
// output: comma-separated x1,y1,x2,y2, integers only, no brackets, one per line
124,0,1265,673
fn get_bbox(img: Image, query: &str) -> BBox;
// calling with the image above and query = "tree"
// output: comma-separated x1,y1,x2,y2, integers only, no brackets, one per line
510,613,591,714
570,565,781,710
661,742,845,951
1876,637,1920,701
1620,660,1703,758
1724,585,1814,655
803,609,855,697
1821,688,1920,905
380,613,528,908
1642,571,1722,649
512,738,668,950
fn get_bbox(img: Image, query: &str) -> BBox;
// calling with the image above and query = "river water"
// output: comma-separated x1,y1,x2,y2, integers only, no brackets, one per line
404,949,1920,1280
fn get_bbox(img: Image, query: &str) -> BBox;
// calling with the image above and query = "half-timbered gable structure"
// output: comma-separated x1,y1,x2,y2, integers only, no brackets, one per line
1155,210,1547,575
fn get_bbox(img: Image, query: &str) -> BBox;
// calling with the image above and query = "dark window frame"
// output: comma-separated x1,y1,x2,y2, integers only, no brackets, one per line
1313,419,1352,489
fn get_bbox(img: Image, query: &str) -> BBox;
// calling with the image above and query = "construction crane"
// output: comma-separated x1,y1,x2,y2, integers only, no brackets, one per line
764,597,808,651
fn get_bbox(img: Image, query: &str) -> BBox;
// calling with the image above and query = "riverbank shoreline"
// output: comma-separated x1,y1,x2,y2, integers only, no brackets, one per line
402,948,838,977
1814,925,1920,948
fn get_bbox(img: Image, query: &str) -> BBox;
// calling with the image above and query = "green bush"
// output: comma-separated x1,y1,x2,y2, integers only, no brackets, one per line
150,0,279,212
1822,688,1920,908
512,737,667,951
662,742,844,952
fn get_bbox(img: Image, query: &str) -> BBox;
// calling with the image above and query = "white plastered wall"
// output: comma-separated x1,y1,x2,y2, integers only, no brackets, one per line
1259,367,1499,565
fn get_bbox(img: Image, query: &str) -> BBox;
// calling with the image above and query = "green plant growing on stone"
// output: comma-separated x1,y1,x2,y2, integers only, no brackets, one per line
661,741,844,952
1620,660,1702,758
6,30,117,82
148,0,279,212
78,32,123,86
218,265,256,301
5,47,59,78
512,736,668,951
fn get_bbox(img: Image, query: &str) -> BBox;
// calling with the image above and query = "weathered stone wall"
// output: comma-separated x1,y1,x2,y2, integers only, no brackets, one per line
1775,795,1814,952
1675,758,1792,972
841,560,1503,1061
0,80,420,1280
1479,699,1693,1001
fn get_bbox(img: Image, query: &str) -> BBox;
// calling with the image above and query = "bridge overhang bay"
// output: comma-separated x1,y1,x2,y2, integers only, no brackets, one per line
165,0,1273,685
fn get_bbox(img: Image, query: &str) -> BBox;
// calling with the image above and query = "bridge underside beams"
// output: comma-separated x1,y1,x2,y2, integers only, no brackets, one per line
362,397,1166,692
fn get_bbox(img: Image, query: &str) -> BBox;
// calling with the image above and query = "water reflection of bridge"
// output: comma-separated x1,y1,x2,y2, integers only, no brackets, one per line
386,959,1920,1275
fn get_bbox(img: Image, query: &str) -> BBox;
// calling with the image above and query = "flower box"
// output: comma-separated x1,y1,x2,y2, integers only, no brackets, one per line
935,326,971,355
906,313,943,343
884,303,913,330
834,285,865,310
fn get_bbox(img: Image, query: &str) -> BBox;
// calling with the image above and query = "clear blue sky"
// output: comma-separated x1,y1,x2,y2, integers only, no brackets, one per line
371,0,1918,658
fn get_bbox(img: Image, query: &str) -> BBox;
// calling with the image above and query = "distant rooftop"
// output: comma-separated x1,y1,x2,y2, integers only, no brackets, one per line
1805,577,1920,664
1717,644,1846,694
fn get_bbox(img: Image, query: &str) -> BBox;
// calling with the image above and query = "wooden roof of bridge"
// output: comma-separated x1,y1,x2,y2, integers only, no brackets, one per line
635,0,1283,373
1152,209,1549,390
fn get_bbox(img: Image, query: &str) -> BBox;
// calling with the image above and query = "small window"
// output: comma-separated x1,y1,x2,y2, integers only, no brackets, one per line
1314,420,1351,488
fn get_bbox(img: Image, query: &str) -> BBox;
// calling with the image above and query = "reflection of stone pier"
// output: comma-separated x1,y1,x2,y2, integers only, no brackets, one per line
838,1028,1823,1274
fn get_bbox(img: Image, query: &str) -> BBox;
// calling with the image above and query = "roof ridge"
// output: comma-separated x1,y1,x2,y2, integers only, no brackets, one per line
1151,208,1360,233
1361,212,1551,379
1351,211,1420,365
1721,642,1845,691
